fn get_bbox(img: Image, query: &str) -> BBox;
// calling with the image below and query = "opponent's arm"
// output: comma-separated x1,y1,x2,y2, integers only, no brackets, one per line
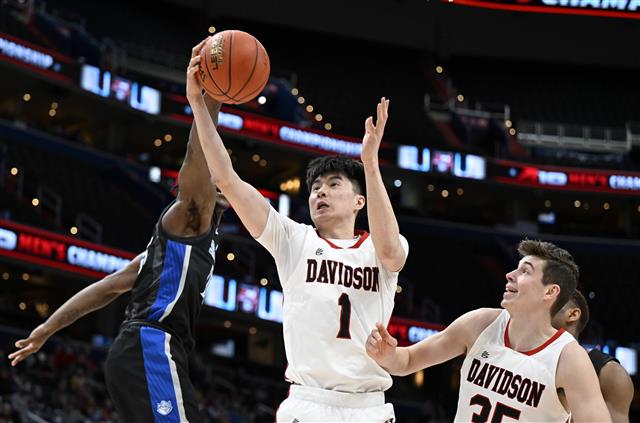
162,38,221,237
599,361,634,423
185,40,270,238
366,308,500,376
8,253,143,366
557,342,612,422
360,98,406,272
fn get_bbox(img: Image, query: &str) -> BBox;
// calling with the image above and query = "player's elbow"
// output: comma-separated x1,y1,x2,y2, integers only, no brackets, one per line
379,249,406,273
212,171,240,192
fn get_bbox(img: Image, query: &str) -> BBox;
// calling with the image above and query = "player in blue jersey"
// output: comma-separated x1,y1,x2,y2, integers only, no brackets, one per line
9,38,225,423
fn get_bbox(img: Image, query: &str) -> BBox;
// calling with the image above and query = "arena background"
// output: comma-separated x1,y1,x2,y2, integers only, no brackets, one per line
0,0,639,421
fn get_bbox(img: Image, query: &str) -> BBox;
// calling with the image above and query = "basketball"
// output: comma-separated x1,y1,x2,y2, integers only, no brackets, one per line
198,30,270,104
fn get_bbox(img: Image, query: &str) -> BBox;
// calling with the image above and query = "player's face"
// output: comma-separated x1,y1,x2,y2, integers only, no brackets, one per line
501,255,549,313
308,172,364,227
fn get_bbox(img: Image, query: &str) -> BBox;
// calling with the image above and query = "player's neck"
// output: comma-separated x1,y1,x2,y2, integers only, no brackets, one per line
316,220,357,240
507,311,558,353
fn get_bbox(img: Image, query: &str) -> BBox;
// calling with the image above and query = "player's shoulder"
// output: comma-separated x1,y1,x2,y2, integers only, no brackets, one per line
452,308,502,346
461,308,502,327
599,358,633,391
557,340,590,375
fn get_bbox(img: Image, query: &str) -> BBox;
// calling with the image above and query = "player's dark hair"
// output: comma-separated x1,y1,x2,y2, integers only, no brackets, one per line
518,240,579,317
305,156,366,196
567,289,590,336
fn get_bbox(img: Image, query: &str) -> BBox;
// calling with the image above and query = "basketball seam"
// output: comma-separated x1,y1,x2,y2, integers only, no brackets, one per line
234,74,270,103
226,30,234,94
235,57,270,104
229,38,259,99
202,45,240,102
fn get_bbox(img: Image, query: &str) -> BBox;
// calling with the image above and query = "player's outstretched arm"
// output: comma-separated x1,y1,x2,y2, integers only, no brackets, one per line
600,361,634,423
360,98,406,272
8,253,143,367
557,342,612,422
164,39,222,237
366,308,499,376
185,40,270,238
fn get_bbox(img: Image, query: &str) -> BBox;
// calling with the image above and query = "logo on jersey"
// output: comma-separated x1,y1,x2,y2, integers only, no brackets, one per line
156,400,173,416
481,351,490,358
315,248,323,256
305,259,380,292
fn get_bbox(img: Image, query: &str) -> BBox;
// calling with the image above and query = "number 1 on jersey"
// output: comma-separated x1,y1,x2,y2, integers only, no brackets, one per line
337,293,351,339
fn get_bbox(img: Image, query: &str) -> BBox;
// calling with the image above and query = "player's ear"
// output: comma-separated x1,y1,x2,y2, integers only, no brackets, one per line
544,284,560,300
567,307,581,324
354,194,365,211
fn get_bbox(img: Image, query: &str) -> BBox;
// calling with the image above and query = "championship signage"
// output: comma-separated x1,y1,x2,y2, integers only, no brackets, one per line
492,160,640,195
165,96,364,158
387,316,445,346
0,32,76,84
0,220,135,279
449,0,640,20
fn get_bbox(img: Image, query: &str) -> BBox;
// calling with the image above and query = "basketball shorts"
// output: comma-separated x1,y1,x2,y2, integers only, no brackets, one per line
104,323,201,423
275,384,395,422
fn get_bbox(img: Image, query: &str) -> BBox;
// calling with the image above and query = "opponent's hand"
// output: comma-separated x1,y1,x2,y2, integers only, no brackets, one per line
365,322,398,367
186,37,210,101
361,97,390,167
8,324,51,366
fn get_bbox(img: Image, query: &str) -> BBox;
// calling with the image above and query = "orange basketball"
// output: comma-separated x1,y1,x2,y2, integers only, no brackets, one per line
198,30,270,104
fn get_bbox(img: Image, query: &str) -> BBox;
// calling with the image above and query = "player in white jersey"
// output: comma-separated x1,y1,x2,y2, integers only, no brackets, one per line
186,45,407,422
366,240,612,422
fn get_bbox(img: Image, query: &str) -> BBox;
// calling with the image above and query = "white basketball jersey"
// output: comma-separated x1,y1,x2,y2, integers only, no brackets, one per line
455,310,573,423
256,207,408,393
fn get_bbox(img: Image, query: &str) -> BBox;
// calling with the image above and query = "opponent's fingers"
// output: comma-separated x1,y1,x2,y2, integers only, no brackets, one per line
8,344,34,364
14,339,26,348
371,330,383,343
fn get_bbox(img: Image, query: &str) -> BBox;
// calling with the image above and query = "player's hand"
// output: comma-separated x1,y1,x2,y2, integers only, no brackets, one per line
365,322,398,367
360,97,389,167
8,324,51,366
186,37,210,102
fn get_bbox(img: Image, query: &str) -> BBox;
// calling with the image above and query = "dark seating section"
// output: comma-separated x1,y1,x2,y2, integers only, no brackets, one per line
23,0,450,149
1,135,163,251
447,57,640,128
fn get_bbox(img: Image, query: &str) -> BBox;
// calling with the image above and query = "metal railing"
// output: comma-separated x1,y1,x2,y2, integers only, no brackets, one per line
517,121,631,153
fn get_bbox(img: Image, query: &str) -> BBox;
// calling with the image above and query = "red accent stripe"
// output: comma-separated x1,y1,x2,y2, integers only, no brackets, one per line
1,56,74,85
317,230,369,249
493,176,640,196
504,318,566,356
0,220,135,257
0,248,106,279
447,0,640,20
0,32,75,63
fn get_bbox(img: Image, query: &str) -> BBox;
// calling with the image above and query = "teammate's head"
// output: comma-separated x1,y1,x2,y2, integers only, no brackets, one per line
502,240,579,318
305,156,366,229
551,289,589,338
